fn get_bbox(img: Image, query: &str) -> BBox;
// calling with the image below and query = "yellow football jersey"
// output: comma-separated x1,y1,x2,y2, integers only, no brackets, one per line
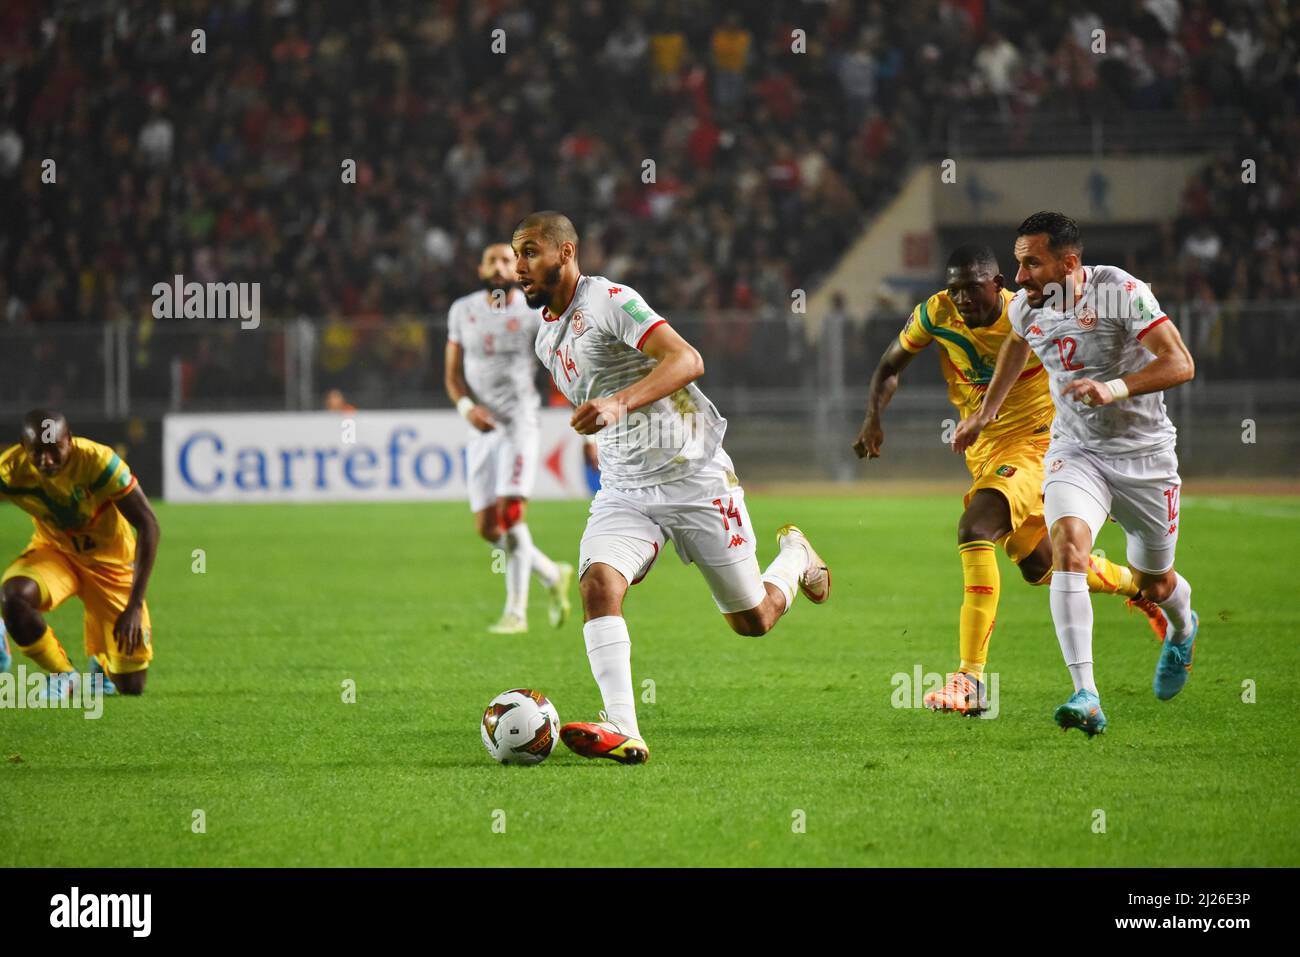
898,289,1055,447
0,437,139,566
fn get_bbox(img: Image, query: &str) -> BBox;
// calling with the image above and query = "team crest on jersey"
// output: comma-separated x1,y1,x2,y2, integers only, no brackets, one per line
1076,305,1098,330
995,465,1016,478
1049,459,1064,473
1027,324,1043,337
570,310,588,337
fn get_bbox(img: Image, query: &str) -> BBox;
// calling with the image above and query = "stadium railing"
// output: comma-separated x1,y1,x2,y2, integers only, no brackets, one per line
2,301,1296,480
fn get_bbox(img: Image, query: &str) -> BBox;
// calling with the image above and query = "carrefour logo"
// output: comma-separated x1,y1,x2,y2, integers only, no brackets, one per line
177,427,454,492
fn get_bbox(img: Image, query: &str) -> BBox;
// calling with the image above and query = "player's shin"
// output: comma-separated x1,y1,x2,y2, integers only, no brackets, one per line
1049,571,1096,693
583,616,638,735
760,544,804,615
957,541,999,677
504,524,533,618
20,626,75,674
518,526,560,588
1156,573,1194,638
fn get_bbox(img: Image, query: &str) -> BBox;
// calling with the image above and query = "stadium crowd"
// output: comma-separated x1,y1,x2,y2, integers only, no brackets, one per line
0,0,1295,404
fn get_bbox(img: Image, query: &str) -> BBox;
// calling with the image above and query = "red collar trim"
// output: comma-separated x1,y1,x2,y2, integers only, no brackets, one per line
542,276,583,322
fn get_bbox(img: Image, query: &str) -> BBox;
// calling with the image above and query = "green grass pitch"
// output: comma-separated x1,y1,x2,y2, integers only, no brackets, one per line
1,493,1296,867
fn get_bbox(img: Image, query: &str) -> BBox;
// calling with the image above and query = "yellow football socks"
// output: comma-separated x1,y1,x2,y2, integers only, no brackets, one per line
957,540,1000,678
22,626,75,673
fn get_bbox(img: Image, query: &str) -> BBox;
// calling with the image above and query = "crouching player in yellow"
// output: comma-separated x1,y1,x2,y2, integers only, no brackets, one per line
0,410,160,696
852,246,1164,714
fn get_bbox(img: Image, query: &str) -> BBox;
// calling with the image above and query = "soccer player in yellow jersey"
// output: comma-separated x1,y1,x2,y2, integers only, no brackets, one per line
852,246,1164,714
0,410,160,696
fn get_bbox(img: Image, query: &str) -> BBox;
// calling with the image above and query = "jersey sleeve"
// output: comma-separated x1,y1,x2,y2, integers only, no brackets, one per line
1120,275,1170,342
897,301,933,353
85,443,136,507
447,300,463,345
596,283,668,351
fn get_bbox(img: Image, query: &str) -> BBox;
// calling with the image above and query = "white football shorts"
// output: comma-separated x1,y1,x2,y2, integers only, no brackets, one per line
578,447,766,613
465,425,540,513
1042,443,1182,575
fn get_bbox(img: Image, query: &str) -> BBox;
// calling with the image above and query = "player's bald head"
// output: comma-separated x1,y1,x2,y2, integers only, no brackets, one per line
21,409,68,446
512,211,579,252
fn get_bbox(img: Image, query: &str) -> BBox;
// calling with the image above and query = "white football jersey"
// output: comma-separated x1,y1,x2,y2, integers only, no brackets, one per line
534,275,727,489
447,288,542,428
1009,265,1177,456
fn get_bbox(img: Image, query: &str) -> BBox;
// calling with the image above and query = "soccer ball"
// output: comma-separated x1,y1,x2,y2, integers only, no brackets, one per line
480,689,561,765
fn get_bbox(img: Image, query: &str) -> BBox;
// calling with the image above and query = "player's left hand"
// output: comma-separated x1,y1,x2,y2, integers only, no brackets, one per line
1063,378,1115,408
571,397,624,435
114,602,146,655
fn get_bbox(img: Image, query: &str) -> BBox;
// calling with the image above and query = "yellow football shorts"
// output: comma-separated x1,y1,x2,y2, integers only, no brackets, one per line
964,433,1052,564
2,545,153,673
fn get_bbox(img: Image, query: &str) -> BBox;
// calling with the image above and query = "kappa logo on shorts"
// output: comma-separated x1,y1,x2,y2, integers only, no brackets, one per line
1077,305,1098,330
727,535,747,548
1050,459,1064,473
995,465,1017,478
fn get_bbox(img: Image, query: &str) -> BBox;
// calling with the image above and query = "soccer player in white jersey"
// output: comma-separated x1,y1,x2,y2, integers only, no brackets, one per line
953,212,1199,735
513,211,830,764
444,243,572,634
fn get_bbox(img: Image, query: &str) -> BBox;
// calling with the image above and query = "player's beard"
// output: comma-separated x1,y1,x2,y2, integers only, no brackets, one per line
522,264,562,309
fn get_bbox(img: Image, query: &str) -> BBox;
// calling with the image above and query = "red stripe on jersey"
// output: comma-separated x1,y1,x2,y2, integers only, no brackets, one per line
635,319,667,351
1136,314,1170,341
1017,363,1044,381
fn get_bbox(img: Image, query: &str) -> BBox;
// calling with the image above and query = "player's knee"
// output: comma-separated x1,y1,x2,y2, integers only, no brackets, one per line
957,515,1002,545
728,611,772,637
1018,554,1050,583
475,510,501,542
0,577,39,616
1051,539,1089,572
499,498,524,530
579,565,624,618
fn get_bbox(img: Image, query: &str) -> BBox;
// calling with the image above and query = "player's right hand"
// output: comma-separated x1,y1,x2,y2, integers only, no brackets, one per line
852,419,884,459
467,406,496,432
950,413,988,454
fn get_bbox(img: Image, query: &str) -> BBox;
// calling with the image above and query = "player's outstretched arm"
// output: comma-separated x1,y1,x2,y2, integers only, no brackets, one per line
113,485,160,656
1062,320,1195,407
571,323,704,434
951,330,1031,454
853,340,916,459
444,340,495,432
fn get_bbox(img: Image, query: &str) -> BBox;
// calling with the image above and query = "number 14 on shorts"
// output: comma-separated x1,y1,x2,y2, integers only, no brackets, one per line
712,497,747,548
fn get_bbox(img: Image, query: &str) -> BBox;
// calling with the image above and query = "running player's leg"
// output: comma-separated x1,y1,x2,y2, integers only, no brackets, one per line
1043,449,1113,735
1,548,78,676
659,457,828,637
1107,450,1196,700
498,427,563,584
468,431,522,633
559,493,660,764
1015,512,1166,638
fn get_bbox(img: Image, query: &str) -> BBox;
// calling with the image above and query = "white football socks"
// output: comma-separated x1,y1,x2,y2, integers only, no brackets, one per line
761,540,807,615
1158,573,1194,640
1050,570,1096,693
583,616,639,736
503,525,532,619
